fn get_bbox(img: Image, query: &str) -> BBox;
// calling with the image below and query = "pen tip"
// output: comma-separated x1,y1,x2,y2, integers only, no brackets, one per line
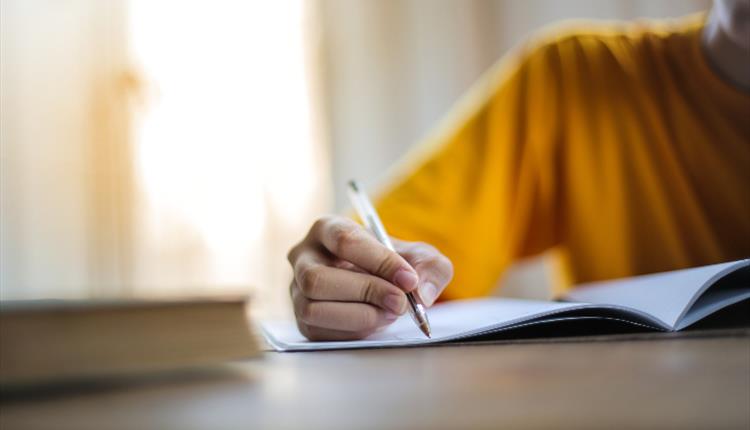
420,322,431,338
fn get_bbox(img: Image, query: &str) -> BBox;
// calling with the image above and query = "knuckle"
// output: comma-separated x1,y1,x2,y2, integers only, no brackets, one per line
423,252,445,268
360,278,377,304
374,252,399,277
297,265,324,296
298,300,317,324
311,216,332,236
287,243,302,265
330,223,359,254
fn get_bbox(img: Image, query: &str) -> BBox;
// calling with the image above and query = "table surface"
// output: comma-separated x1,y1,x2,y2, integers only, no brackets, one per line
1,329,749,430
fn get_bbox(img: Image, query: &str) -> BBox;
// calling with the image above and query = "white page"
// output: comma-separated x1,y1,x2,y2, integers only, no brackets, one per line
262,298,581,351
563,260,749,329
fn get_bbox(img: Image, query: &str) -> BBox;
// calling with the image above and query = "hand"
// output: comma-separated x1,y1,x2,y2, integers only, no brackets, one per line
287,215,453,341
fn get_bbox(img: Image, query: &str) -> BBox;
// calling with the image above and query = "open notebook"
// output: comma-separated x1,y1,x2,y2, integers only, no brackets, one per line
263,259,750,351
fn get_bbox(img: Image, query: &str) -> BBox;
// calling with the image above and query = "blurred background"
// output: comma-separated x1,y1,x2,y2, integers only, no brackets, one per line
0,0,709,317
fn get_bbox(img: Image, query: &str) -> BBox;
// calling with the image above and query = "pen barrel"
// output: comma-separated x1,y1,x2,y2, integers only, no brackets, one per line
347,182,395,250
347,179,431,337
365,214,395,251
406,288,430,322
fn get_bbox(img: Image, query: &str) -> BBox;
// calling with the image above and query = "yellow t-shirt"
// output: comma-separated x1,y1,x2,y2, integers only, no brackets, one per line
375,14,750,299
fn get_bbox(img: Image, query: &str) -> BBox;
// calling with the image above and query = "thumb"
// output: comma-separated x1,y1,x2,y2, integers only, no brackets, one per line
413,261,452,306
394,240,454,307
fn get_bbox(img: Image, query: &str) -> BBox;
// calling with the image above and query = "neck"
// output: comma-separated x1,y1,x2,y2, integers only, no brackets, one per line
702,10,750,91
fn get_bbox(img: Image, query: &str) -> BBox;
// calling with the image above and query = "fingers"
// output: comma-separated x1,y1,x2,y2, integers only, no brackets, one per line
292,282,399,332
296,322,377,341
293,254,408,314
310,217,419,292
393,239,454,306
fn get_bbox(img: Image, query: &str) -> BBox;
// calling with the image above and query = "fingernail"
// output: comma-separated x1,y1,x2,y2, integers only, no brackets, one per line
384,294,407,314
419,282,439,306
394,269,419,290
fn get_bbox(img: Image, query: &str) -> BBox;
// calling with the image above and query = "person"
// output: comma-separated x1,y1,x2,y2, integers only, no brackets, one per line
287,1,750,341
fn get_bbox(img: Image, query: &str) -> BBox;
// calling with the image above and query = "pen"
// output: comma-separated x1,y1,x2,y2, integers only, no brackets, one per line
347,180,432,338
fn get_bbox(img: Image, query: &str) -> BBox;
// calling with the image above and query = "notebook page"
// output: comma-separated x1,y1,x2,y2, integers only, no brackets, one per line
262,298,579,351
562,260,748,329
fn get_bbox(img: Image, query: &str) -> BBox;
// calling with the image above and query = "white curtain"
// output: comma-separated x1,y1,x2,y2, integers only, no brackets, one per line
127,1,330,316
1,1,328,318
1,1,135,299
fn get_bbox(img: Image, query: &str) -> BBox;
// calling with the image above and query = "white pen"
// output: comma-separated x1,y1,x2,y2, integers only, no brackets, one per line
347,180,432,338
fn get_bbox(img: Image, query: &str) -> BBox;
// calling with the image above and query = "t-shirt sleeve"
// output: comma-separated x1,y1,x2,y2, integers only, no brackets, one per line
374,40,565,300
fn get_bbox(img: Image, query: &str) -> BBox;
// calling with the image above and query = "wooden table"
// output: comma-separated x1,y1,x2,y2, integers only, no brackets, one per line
2,329,749,429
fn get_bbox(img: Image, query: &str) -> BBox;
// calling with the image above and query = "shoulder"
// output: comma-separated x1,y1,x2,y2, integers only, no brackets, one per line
473,14,706,111
525,14,704,62
489,13,706,87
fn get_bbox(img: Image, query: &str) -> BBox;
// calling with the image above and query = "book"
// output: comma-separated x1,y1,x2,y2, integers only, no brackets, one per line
262,259,750,351
0,297,260,386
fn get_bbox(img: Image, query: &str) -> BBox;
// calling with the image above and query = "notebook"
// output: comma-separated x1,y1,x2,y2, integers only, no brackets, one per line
262,259,750,351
